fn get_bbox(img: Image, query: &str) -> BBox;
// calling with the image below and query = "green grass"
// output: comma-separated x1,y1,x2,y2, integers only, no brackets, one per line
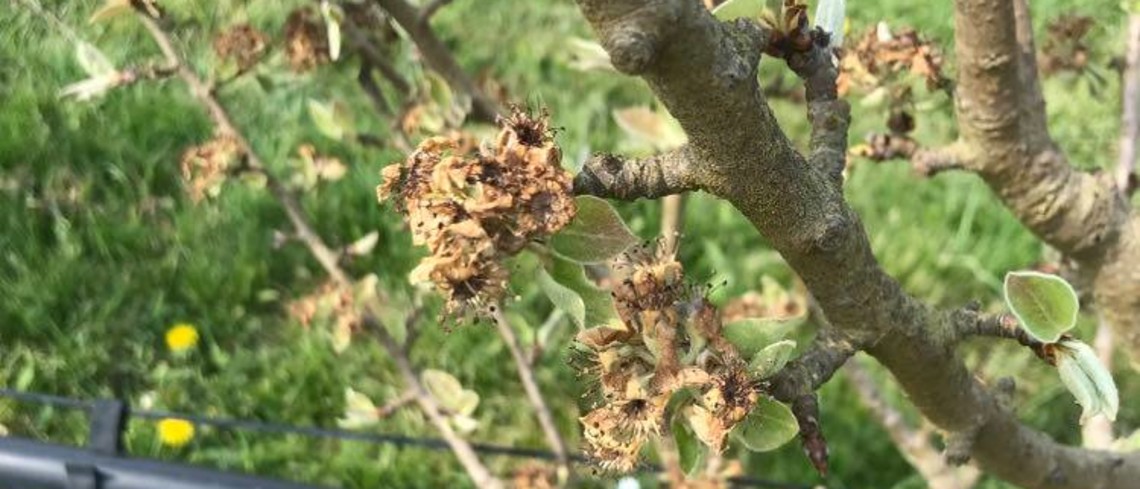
1,0,1137,488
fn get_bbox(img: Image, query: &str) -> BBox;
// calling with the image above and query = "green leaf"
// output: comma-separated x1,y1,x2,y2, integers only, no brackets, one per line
307,99,353,141
673,418,707,476
812,0,847,47
319,1,342,61
565,38,615,72
722,317,803,359
1003,271,1079,343
748,340,797,378
1056,339,1119,424
547,254,618,328
75,41,115,77
712,0,767,21
421,369,480,416
337,388,379,429
733,397,799,452
551,196,638,263
536,265,586,329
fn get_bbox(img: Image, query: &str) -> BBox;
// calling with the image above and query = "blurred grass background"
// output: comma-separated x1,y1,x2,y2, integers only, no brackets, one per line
0,0,1136,488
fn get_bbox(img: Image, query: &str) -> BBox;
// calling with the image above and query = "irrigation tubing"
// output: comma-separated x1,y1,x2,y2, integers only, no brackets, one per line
0,388,815,489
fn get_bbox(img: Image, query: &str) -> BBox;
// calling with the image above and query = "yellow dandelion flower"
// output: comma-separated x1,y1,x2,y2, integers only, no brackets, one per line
157,418,195,448
165,323,199,353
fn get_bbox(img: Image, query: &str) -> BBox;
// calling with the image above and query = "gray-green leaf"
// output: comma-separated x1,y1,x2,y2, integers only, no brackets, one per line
722,316,803,360
1003,271,1079,343
547,254,618,328
536,264,587,329
748,340,797,379
75,41,115,77
307,99,353,141
733,397,799,452
1056,339,1119,424
550,196,638,263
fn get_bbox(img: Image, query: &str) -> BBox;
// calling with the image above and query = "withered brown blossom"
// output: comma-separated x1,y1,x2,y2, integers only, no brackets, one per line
213,24,270,72
284,8,329,72
377,108,576,315
837,24,948,95
179,134,243,202
510,463,557,489
573,242,760,472
1039,15,1095,76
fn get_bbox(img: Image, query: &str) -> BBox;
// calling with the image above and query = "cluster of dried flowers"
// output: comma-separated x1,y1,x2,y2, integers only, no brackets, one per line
837,23,948,96
573,242,758,476
213,24,269,72
284,7,330,72
1039,14,1095,76
179,134,243,202
377,109,576,314
841,24,948,164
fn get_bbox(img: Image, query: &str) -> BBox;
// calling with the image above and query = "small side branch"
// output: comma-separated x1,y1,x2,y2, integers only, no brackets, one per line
791,394,829,477
372,0,500,123
574,146,700,201
786,38,849,186
490,306,571,477
856,136,971,177
953,0,1127,258
1117,14,1140,192
950,306,1050,361
342,17,412,97
136,13,501,488
764,331,857,403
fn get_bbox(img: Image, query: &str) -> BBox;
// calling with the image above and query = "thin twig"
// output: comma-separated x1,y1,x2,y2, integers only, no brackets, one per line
372,0,500,123
357,63,392,115
951,307,1052,362
845,360,981,489
490,305,571,477
342,14,412,97
377,389,417,418
135,13,501,488
1117,14,1140,191
660,194,684,252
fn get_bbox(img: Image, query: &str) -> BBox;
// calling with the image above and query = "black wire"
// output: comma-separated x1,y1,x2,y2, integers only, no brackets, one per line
0,388,813,489
0,388,90,410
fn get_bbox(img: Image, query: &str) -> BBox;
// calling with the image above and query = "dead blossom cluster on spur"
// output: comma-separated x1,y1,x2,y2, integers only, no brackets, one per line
377,109,577,315
573,242,756,478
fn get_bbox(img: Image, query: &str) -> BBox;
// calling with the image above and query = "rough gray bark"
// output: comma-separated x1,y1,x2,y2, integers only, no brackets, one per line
954,0,1140,360
570,1,1140,487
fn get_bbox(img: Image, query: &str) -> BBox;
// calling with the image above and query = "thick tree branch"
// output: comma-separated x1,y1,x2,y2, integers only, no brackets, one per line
787,40,848,186
1012,0,1049,148
574,146,701,200
137,14,502,488
955,0,1140,367
573,2,1140,487
371,0,500,123
954,0,1129,260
